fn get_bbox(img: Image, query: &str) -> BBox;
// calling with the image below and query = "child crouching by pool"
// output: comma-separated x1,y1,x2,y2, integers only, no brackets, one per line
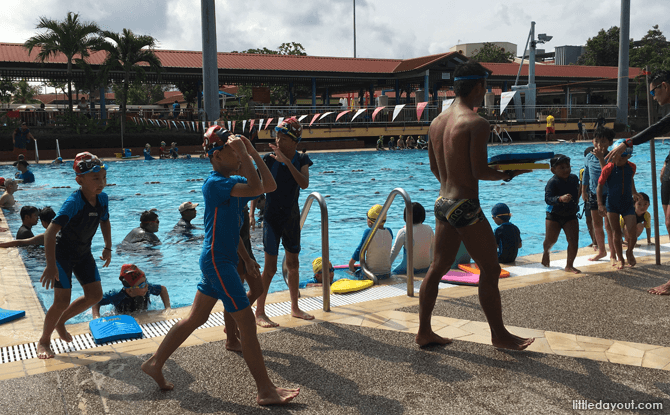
621,192,652,247
598,139,639,269
141,130,300,406
542,154,581,273
349,204,393,279
491,203,521,264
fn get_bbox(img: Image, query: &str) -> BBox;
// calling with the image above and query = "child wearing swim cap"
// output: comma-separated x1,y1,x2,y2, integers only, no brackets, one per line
299,257,335,288
597,139,639,269
491,203,521,263
349,204,393,279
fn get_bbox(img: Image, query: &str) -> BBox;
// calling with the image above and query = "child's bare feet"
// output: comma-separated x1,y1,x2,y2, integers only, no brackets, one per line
492,333,535,350
256,314,279,328
257,386,300,406
541,251,550,267
55,324,72,342
617,260,626,270
649,281,670,295
37,342,55,359
589,252,606,261
416,331,453,347
292,309,314,321
626,251,637,267
141,358,174,391
564,266,581,274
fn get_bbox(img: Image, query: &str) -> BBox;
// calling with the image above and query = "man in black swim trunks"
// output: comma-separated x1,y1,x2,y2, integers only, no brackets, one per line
420,60,534,350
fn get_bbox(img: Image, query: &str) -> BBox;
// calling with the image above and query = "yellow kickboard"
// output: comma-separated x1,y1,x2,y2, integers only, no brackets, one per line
331,279,374,294
457,263,510,278
492,163,550,170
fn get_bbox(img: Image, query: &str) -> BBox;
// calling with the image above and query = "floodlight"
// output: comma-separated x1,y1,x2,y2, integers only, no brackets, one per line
538,34,553,43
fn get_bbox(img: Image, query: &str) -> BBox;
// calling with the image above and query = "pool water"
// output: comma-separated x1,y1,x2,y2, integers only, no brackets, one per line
1,142,667,324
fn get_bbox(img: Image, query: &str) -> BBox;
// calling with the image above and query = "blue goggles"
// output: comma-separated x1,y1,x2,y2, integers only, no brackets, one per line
275,126,301,142
650,84,662,97
130,280,148,289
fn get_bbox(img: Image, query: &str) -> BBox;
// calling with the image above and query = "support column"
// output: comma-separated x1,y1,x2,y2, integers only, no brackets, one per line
289,82,294,106
395,80,400,106
99,87,106,120
369,84,374,109
312,78,317,112
201,0,219,122
616,0,630,124
424,70,429,104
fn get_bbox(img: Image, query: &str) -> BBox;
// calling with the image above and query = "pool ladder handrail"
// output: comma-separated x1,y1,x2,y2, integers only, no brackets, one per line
281,191,331,311
359,187,414,297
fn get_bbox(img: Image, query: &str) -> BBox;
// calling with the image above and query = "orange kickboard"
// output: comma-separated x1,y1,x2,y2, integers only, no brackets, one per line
492,163,550,170
457,263,510,278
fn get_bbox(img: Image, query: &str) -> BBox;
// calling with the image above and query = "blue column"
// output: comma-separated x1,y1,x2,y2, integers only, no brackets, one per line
197,80,203,111
324,87,329,106
503,81,508,92
289,82,294,106
424,71,429,104
566,87,571,114
369,84,374,108
312,78,316,111
395,80,400,106
635,93,638,110
99,87,106,120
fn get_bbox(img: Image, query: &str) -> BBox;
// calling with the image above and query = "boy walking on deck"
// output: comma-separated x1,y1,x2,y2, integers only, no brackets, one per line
421,61,533,350
142,131,299,405
253,117,314,328
37,152,112,359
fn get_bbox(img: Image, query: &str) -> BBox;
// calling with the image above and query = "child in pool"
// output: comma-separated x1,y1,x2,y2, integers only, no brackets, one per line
598,139,640,269
350,204,393,279
620,192,651,247
542,154,581,273
299,257,334,288
0,178,18,207
491,203,522,264
390,202,434,274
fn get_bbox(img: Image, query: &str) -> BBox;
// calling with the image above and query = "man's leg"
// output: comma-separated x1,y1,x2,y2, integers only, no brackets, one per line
563,219,581,273
54,281,103,342
37,287,71,359
142,291,217,390
650,205,670,294
286,251,313,320
460,221,534,350
416,219,460,347
589,209,608,261
541,219,561,267
255,253,279,328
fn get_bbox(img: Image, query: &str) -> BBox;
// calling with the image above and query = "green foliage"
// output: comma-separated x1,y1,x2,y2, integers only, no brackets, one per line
471,42,515,63
175,80,199,105
0,77,16,107
23,12,101,112
13,79,41,104
114,81,166,105
577,26,622,66
630,25,670,72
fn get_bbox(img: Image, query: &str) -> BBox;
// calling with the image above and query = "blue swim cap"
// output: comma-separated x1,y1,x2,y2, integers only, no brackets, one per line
614,139,633,157
491,203,511,218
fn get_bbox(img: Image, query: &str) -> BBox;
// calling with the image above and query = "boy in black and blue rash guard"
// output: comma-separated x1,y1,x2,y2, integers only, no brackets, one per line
36,152,112,360
491,203,521,264
542,154,581,274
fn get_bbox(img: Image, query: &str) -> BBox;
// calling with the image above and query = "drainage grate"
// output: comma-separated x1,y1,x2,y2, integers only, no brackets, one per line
0,281,425,365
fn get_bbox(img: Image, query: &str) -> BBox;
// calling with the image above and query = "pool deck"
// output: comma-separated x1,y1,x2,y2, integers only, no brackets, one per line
3,193,670,413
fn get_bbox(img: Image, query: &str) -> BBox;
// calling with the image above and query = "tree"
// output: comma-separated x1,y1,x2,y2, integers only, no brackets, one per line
96,29,162,147
24,12,100,113
0,77,15,108
175,80,199,105
113,81,165,105
13,79,41,104
471,42,515,63
630,25,670,72
577,26,624,66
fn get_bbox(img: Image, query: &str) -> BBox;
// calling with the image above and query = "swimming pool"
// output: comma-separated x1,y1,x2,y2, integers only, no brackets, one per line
1,142,667,323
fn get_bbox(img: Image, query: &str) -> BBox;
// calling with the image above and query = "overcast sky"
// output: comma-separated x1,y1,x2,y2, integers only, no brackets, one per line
3,0,668,60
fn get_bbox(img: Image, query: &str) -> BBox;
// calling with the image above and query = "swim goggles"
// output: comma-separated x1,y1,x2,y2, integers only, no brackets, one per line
650,84,662,97
130,280,148,289
76,157,106,175
203,128,233,156
275,125,301,143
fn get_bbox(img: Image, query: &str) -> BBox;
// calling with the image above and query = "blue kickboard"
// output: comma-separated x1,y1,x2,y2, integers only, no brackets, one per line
0,308,25,325
488,152,554,165
89,315,143,344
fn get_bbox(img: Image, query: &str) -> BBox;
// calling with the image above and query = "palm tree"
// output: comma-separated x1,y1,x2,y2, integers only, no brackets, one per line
24,12,100,113
96,29,162,147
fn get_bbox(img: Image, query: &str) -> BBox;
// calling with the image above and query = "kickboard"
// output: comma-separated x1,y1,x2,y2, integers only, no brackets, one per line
331,279,374,294
441,270,480,286
457,263,510,278
89,315,143,344
121,155,141,159
492,163,550,170
488,152,554,165
0,308,25,325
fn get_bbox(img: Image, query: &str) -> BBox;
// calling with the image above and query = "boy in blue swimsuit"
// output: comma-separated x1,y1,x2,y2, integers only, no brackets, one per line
14,160,35,183
579,146,597,249
253,117,313,328
37,152,112,359
491,203,521,264
542,154,581,273
586,127,616,263
142,131,299,405
92,264,170,318
143,143,154,160
598,139,639,269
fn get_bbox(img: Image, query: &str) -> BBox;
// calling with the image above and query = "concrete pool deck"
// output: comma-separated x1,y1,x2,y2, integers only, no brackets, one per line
2,194,670,412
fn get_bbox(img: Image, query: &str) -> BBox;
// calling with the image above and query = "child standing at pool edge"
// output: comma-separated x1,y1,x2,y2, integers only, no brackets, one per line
253,117,314,328
37,152,112,359
142,131,300,405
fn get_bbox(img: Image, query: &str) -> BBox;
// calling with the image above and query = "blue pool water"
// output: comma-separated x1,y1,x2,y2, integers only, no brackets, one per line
1,142,668,323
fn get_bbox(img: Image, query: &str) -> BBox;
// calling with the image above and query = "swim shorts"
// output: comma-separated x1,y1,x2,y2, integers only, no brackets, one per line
197,262,250,313
588,192,608,212
263,207,301,256
434,197,486,228
546,212,578,228
662,180,670,206
546,127,555,134
54,251,101,289
606,196,635,217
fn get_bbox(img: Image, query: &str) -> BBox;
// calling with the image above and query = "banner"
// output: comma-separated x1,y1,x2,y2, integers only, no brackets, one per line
227,121,232,131
277,117,284,127
309,113,321,127
416,102,428,120
265,118,273,129
202,121,206,131
351,108,367,122
441,99,454,113
500,91,517,113
258,119,264,131
232,121,236,132
335,110,350,122
319,112,334,121
242,120,247,132
372,106,385,121
392,104,406,122
249,119,255,132
298,114,308,122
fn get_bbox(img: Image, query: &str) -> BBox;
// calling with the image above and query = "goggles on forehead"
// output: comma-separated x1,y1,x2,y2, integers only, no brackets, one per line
76,157,106,175
275,125,301,142
203,128,233,156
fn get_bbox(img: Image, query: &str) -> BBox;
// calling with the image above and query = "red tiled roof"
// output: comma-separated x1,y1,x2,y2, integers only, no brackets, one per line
481,62,642,79
392,52,460,73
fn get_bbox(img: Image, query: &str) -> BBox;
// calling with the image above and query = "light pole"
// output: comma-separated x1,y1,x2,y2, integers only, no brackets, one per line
353,0,357,58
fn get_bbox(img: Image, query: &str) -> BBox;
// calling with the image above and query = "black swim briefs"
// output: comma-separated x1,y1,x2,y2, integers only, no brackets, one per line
434,197,486,228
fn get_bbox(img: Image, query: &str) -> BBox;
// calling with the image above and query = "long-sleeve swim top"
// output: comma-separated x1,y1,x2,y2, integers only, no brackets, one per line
630,112,670,146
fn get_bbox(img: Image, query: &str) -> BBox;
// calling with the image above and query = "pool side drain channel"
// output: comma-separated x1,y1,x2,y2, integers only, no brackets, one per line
0,281,424,364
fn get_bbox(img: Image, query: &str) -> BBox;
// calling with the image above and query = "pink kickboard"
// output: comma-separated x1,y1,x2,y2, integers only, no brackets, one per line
334,264,359,269
440,269,480,286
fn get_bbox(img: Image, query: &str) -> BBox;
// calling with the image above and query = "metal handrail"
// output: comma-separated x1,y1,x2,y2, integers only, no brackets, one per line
281,192,331,311
359,187,414,297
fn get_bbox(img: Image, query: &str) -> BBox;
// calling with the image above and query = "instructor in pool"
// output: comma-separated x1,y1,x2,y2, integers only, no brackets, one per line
419,60,534,350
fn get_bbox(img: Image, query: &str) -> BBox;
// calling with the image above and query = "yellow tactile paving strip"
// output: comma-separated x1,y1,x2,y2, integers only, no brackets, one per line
2,202,670,381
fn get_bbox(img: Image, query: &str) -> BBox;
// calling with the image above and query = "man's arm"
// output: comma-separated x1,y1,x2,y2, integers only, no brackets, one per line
428,138,440,181
0,233,45,247
470,118,527,181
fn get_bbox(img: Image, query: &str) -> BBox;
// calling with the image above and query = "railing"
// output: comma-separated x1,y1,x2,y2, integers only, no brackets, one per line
359,187,414,297
485,105,619,123
282,192,331,311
